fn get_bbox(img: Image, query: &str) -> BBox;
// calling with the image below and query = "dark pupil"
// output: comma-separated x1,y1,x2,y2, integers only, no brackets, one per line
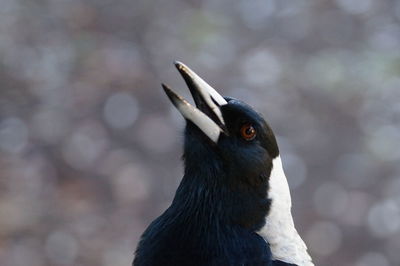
246,127,254,136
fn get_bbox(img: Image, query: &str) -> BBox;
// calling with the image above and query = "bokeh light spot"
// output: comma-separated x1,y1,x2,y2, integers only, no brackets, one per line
111,163,151,204
136,115,176,154
242,48,282,87
282,152,307,190
31,107,70,144
335,0,374,15
103,92,139,130
62,122,108,170
365,125,400,162
45,230,78,265
367,199,400,238
313,182,349,218
236,0,276,29
306,221,342,256
0,117,28,154
355,252,389,266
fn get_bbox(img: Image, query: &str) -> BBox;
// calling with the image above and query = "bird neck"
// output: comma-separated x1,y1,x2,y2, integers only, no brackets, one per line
172,167,230,226
258,156,314,266
174,155,269,233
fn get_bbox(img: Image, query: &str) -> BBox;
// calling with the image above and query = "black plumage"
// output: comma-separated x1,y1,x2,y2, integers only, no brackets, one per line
133,62,297,266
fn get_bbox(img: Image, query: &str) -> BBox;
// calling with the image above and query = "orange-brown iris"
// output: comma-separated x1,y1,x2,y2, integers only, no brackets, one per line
240,124,256,141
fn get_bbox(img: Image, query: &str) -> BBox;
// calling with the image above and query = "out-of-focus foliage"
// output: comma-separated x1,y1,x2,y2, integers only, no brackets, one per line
0,0,399,265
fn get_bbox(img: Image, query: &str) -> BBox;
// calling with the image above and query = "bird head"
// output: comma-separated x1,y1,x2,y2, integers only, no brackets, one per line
162,62,282,231
159,62,313,266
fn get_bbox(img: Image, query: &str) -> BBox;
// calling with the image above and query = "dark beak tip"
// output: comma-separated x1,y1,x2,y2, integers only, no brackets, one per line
161,83,170,92
161,83,174,100
161,83,186,108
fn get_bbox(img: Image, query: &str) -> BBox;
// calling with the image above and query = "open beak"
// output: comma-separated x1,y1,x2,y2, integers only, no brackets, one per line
162,61,228,143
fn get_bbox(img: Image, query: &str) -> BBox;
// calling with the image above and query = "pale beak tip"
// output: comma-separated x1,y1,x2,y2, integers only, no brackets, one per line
174,60,183,68
174,61,189,76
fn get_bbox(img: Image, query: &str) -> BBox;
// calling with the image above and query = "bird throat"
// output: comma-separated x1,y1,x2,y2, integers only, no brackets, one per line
258,156,314,266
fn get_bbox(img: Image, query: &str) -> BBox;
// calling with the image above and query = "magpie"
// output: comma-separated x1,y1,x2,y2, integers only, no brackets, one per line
133,62,314,266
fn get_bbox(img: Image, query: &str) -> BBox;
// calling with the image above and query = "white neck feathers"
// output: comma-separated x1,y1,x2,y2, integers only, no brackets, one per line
258,156,314,266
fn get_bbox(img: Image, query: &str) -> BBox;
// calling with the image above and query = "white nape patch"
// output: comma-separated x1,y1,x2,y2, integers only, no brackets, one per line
258,156,314,266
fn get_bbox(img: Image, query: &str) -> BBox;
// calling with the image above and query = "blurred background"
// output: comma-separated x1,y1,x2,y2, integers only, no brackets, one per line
0,0,400,265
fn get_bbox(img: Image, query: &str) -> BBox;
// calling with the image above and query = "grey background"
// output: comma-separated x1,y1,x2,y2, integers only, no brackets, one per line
0,0,400,265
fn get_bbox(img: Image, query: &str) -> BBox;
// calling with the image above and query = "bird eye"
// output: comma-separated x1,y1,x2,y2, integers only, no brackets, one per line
240,124,256,141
